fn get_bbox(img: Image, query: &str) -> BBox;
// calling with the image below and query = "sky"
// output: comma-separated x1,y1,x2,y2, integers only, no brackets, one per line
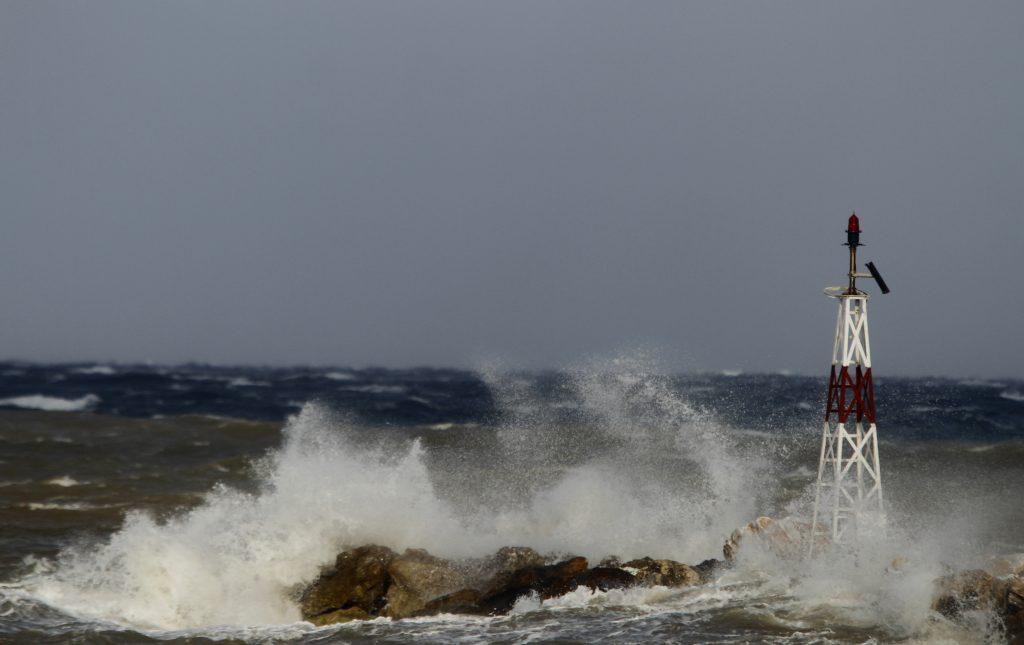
1,2,1022,377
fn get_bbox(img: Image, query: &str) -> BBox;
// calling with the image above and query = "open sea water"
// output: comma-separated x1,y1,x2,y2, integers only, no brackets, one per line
0,360,1022,643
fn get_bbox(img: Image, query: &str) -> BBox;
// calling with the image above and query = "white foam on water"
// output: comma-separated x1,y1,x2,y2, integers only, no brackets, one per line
323,372,355,381
14,352,766,631
227,377,269,388
0,394,100,412
72,366,116,376
23,502,120,511
341,384,406,394
44,476,83,487
1000,390,1024,402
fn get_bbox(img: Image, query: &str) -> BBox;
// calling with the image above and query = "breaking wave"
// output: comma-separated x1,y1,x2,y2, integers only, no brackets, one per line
0,393,100,412
2,356,1014,642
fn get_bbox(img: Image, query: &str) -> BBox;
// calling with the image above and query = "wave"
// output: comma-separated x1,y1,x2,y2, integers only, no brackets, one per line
72,365,116,376
0,394,100,412
22,502,120,511
3,356,1016,641
323,372,355,381
11,358,764,631
1001,390,1024,402
44,476,83,487
341,385,406,394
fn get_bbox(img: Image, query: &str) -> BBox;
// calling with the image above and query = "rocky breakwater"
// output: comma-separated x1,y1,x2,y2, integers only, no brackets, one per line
298,545,723,625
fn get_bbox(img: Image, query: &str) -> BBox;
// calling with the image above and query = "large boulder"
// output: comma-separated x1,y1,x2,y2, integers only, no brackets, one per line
623,557,700,587
932,569,998,618
932,569,1024,642
1003,576,1024,642
692,558,724,584
723,516,816,562
466,546,546,589
383,549,469,619
573,567,637,592
300,545,396,620
417,588,484,616
477,556,589,614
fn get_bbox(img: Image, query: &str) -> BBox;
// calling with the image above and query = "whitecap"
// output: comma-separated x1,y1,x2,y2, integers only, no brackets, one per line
324,372,355,381
1000,390,1024,403
45,476,83,487
341,385,406,394
227,378,269,388
23,502,118,511
0,394,100,412
72,366,116,376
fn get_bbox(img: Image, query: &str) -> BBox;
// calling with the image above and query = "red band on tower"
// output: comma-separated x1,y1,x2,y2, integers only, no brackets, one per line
824,365,876,423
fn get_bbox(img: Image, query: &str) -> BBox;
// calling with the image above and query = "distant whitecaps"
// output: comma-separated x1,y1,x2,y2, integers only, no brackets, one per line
324,371,356,381
45,476,83,487
227,377,269,388
1001,390,1024,403
341,384,406,394
0,394,100,412
72,365,116,376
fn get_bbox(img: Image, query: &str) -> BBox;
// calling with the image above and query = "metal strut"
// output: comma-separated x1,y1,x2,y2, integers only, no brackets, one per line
809,293,885,555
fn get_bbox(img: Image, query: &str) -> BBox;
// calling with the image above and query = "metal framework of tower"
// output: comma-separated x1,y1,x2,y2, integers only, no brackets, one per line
808,214,888,555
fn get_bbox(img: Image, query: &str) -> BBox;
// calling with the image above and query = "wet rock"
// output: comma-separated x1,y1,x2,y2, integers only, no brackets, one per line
723,516,816,562
598,555,622,568
1004,577,1024,642
932,569,1024,641
300,545,395,619
383,549,469,619
983,553,1024,577
623,557,700,587
932,569,997,618
307,606,371,626
573,567,637,592
417,588,483,616
692,558,724,583
468,546,546,588
477,556,589,615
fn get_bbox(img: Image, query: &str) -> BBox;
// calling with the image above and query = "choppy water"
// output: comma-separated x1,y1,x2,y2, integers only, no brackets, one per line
0,360,1022,643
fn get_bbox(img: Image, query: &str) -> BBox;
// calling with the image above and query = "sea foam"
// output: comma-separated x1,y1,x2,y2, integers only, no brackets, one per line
0,394,100,412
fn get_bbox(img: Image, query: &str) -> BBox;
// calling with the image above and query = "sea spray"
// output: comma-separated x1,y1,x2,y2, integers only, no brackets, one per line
17,359,768,630
21,404,471,629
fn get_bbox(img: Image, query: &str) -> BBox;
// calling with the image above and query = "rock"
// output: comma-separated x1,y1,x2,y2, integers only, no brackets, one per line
623,557,700,587
932,569,998,618
383,549,469,619
573,567,637,592
1004,577,1024,642
307,606,371,626
932,569,1024,641
417,588,484,616
723,516,815,562
692,558,724,583
477,556,589,615
468,546,546,588
983,553,1024,577
300,545,395,619
598,555,622,568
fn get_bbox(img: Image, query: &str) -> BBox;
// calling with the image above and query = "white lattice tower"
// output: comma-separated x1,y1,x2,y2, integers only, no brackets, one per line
808,214,887,556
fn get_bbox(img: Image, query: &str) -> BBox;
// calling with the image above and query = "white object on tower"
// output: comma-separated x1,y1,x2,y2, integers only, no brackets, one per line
808,214,889,556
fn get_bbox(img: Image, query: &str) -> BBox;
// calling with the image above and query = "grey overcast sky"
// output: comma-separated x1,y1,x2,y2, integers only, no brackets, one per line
1,2,1022,377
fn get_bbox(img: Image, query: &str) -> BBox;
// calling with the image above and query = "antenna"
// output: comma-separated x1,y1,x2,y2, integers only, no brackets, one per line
840,213,892,296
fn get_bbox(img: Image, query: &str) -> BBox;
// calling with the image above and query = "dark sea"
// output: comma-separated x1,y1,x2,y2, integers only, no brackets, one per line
1,361,1022,643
